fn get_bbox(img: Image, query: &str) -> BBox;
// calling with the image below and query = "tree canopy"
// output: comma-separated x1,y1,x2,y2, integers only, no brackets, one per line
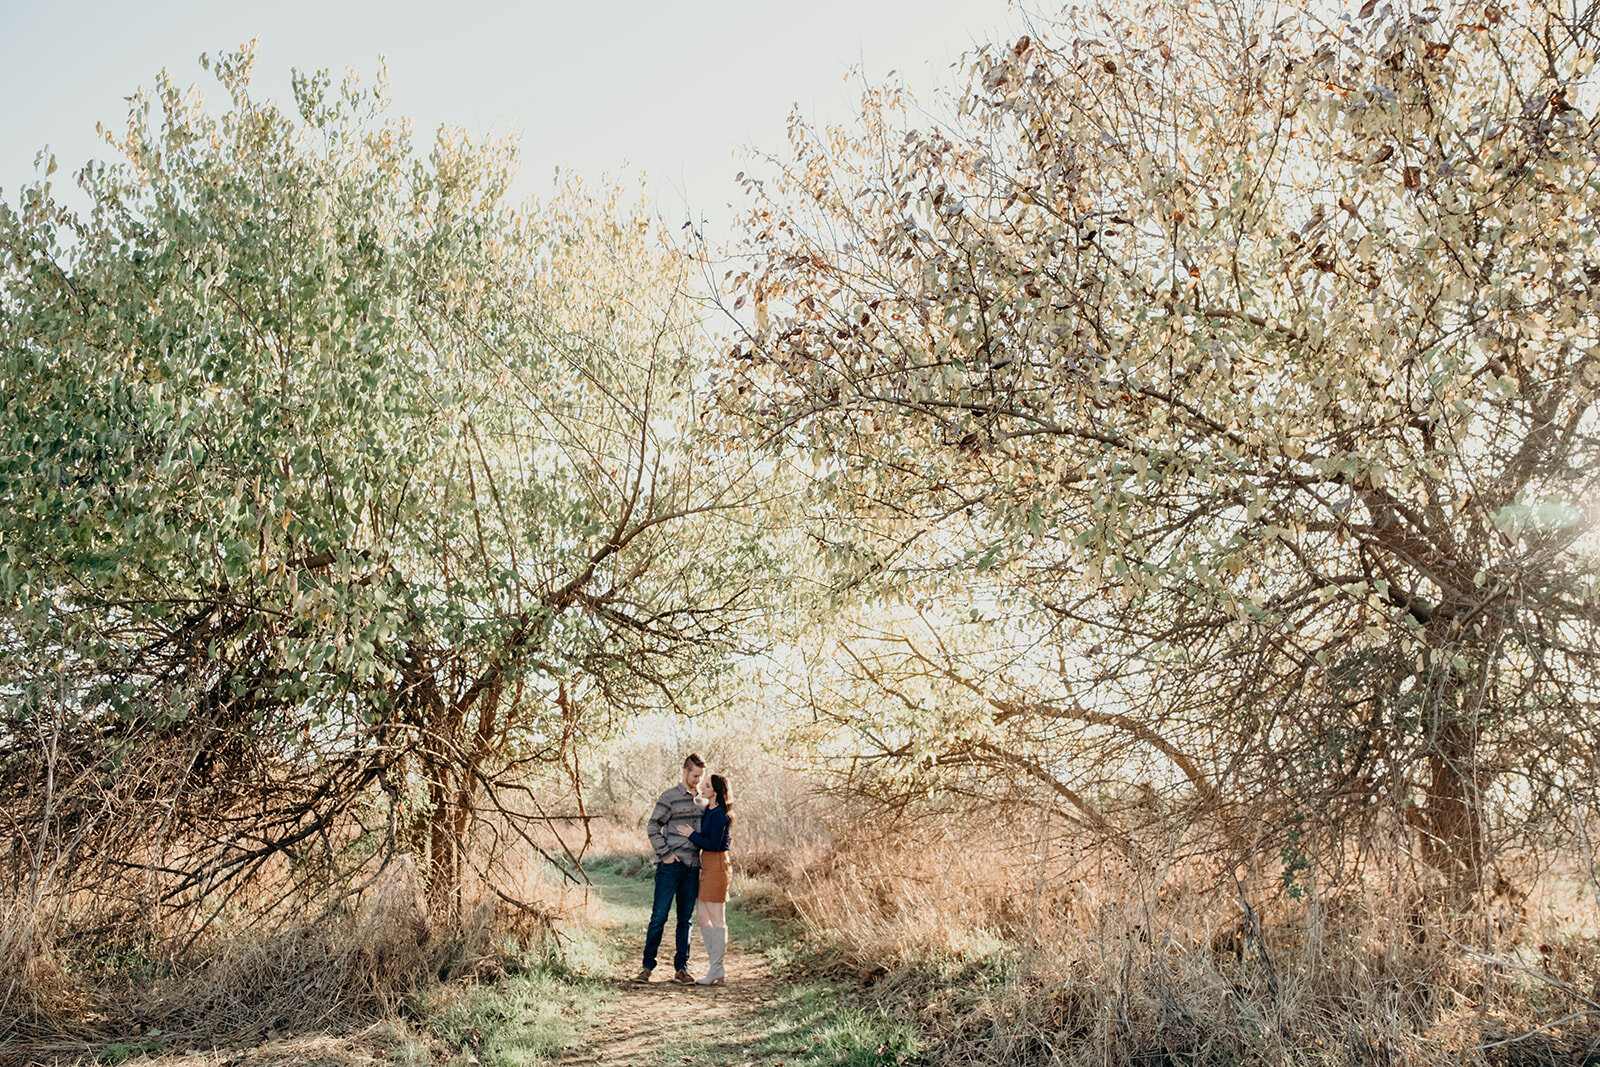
720,0,1600,904
0,46,768,929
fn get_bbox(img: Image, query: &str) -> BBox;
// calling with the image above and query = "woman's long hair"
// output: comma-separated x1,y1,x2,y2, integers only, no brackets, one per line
709,773,732,815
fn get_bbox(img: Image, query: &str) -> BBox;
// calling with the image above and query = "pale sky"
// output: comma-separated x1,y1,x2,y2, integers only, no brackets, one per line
1,0,1020,236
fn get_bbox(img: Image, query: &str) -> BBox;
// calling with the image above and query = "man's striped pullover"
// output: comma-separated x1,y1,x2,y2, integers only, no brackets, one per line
646,784,703,867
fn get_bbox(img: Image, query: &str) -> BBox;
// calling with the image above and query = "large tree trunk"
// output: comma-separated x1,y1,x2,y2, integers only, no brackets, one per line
1419,691,1486,909
427,773,461,921
392,652,468,922
418,665,511,923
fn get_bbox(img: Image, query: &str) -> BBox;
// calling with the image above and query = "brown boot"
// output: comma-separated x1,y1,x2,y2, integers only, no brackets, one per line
673,968,696,984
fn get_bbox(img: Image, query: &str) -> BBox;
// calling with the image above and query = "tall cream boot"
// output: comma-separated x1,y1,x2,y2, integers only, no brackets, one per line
696,926,726,985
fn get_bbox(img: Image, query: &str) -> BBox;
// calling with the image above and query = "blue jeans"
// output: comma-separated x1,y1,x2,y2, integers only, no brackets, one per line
642,860,700,971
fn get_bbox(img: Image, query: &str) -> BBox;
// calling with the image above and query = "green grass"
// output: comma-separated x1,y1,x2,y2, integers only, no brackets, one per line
96,1039,163,1064
576,853,659,929
727,888,791,955
745,983,926,1067
430,927,620,1067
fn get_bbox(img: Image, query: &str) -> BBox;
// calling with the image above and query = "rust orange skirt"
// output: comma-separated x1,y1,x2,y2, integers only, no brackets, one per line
698,851,730,903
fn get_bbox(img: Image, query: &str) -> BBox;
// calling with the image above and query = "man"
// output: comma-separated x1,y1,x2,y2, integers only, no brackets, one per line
636,753,705,983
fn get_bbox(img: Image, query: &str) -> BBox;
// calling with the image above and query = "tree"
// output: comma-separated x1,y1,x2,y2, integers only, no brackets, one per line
0,46,768,937
719,0,1600,906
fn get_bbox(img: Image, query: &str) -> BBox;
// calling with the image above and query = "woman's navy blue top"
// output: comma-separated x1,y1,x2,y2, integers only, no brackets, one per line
689,805,731,853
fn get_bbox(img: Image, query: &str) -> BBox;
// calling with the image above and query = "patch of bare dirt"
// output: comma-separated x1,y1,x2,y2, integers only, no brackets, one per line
557,937,781,1067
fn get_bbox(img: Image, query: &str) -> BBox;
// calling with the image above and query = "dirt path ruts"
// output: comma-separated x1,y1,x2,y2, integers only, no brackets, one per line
557,934,782,1067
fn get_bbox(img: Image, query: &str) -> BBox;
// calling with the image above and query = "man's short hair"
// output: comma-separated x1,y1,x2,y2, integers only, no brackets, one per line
684,753,706,770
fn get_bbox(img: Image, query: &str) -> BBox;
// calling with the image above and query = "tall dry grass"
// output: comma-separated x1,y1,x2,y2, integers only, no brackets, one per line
1,720,799,1060
0,831,607,1065
765,810,1600,1066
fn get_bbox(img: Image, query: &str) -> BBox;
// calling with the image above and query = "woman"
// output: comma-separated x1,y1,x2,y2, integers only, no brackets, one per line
677,773,732,985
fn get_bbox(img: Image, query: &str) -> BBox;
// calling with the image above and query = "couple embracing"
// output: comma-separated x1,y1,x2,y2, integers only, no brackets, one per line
635,753,734,986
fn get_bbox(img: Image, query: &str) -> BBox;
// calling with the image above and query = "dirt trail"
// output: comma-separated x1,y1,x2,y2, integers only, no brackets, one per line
556,936,784,1067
